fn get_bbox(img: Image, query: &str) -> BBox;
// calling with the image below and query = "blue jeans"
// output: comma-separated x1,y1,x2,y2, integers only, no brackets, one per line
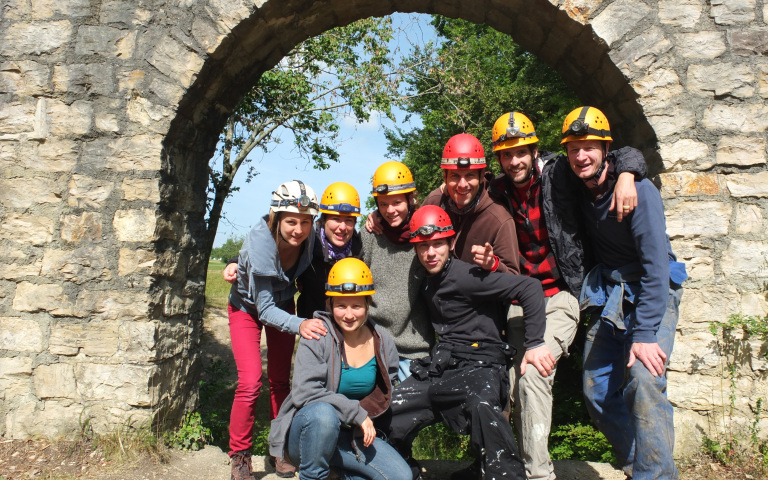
583,287,682,480
286,402,411,480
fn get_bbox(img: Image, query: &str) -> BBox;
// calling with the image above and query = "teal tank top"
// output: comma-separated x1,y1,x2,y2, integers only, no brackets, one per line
338,356,377,400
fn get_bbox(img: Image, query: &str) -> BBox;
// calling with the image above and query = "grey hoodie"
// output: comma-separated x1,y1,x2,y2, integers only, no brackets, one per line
268,312,399,458
228,214,316,334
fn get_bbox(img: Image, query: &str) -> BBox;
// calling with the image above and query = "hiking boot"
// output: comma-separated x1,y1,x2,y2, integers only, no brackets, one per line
450,458,481,480
274,456,296,478
230,451,253,480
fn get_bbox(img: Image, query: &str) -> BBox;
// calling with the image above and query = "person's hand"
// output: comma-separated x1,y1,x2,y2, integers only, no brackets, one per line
365,211,384,234
628,342,667,376
470,242,497,271
359,417,376,447
611,172,638,222
222,263,238,284
299,318,327,340
520,345,556,377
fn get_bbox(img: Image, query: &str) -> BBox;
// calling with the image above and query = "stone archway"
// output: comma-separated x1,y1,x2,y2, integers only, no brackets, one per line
1,0,766,456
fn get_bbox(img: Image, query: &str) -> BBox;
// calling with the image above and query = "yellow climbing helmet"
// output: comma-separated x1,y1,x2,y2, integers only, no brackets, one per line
326,258,376,297
371,161,416,196
560,106,613,144
491,112,538,152
319,182,361,216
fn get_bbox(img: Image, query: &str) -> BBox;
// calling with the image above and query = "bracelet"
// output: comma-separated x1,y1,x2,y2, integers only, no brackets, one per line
491,255,500,272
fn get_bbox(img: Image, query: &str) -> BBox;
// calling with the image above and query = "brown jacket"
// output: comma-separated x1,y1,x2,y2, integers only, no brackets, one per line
422,185,521,274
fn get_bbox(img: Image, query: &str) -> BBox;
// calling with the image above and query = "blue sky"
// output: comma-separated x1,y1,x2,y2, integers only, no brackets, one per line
212,14,434,247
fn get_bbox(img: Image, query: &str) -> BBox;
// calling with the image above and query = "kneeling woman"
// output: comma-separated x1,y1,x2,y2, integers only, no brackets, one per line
268,258,411,480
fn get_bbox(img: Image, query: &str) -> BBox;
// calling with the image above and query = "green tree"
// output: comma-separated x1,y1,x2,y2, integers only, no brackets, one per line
386,16,579,195
209,235,244,263
206,17,404,250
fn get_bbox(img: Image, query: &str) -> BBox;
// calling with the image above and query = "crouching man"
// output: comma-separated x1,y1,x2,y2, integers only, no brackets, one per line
380,205,555,480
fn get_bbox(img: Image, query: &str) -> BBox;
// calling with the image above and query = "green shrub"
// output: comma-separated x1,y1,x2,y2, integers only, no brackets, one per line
164,412,211,451
550,423,615,463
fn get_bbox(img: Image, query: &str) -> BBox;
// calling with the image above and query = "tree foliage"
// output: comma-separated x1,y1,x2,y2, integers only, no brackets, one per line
386,16,580,195
205,17,403,249
209,235,244,263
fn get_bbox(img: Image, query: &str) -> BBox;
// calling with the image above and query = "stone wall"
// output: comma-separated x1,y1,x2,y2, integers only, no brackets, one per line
0,0,766,457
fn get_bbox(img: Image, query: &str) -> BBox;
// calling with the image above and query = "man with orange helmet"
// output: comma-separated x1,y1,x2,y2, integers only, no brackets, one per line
484,111,648,480
381,205,554,480
561,106,686,480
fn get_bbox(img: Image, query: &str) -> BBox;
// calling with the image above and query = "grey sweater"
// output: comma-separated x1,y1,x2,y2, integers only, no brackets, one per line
360,229,435,359
268,313,399,458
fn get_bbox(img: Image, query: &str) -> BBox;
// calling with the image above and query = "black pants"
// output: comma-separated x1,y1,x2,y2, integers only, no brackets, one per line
380,359,525,480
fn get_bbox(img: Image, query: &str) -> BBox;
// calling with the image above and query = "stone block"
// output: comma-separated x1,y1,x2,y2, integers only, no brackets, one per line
67,174,115,209
741,293,768,317
0,251,43,280
611,27,672,80
30,0,91,18
646,110,696,139
0,177,62,208
632,68,683,114
191,16,227,55
76,363,156,407
6,396,84,440
0,357,33,377
49,321,119,357
94,112,120,132
204,0,253,30
75,26,136,58
122,177,160,202
759,64,768,99
0,317,45,352
675,31,727,58
591,0,651,47
81,135,163,171
679,284,740,326
0,213,54,246
670,238,715,282
99,0,152,26
113,208,156,242
126,96,174,134
41,247,112,284
12,282,74,316
60,212,103,243
117,69,146,94
726,171,768,197
118,248,157,275
0,21,73,56
665,201,731,238
703,104,768,133
715,136,766,167
734,204,764,234
672,409,711,457
722,239,768,287
26,139,80,172
732,27,768,56
668,371,724,410
123,320,189,361
658,139,710,170
148,78,185,107
710,0,756,25
142,30,205,89
48,99,92,137
687,63,755,98
53,63,116,96
74,289,149,321
0,98,37,135
658,0,703,28
34,364,78,399
0,60,51,96
658,172,722,198
558,0,603,24
668,331,720,373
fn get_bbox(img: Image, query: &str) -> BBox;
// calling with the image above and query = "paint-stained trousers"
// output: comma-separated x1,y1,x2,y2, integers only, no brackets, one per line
381,355,526,480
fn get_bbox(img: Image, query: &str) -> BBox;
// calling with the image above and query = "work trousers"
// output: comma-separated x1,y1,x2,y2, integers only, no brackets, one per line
228,303,296,454
384,358,526,480
507,290,580,480
583,287,682,480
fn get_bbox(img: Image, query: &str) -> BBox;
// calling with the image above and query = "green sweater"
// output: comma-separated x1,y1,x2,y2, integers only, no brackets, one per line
360,229,434,359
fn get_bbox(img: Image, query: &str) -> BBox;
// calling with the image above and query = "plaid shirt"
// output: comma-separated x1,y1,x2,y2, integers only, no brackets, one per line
496,167,565,297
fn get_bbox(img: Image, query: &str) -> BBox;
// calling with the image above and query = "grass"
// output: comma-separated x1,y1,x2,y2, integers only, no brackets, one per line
206,260,231,309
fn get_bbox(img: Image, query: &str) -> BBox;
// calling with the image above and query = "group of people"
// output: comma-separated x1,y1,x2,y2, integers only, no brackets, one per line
222,106,687,480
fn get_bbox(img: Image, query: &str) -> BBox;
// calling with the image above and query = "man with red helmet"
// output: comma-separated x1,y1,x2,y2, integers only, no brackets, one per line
380,205,554,480
421,133,522,274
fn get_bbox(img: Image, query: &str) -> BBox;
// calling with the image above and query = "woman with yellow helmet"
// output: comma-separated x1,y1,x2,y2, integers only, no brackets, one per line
268,258,411,480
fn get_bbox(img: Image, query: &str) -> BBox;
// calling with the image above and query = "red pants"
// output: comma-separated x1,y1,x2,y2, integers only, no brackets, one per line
228,303,296,454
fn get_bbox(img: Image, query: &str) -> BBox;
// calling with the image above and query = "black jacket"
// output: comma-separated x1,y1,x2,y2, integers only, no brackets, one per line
489,147,647,297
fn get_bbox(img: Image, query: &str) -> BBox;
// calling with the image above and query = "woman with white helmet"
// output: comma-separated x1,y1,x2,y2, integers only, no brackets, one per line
227,180,327,480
